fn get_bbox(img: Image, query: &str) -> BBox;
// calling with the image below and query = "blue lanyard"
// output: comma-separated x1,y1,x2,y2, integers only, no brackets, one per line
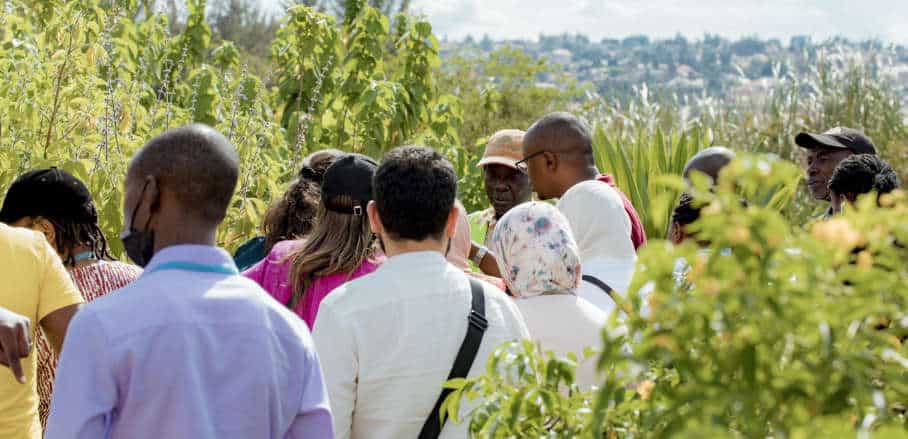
145,261,240,276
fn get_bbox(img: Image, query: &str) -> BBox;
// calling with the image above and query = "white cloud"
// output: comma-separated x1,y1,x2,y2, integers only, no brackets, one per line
260,0,908,44
410,0,908,44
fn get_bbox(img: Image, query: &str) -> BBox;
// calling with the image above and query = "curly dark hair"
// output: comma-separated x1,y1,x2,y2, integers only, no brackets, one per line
22,214,113,265
672,192,701,227
828,154,900,199
44,216,114,264
261,149,342,253
374,146,457,241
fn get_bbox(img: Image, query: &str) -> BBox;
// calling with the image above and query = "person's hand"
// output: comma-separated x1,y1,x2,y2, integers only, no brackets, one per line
0,307,32,384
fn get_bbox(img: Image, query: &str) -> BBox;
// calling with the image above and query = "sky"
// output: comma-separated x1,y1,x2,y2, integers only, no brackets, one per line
264,0,908,45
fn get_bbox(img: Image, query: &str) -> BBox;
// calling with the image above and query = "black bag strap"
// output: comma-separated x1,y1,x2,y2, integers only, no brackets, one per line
418,278,488,439
582,274,615,299
582,275,635,316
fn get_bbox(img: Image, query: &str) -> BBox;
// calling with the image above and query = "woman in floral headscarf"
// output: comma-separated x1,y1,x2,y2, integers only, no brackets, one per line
490,201,607,389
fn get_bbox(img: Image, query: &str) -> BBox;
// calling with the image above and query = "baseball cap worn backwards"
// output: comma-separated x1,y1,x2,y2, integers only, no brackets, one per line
321,153,378,216
478,129,525,169
795,127,877,155
0,167,97,224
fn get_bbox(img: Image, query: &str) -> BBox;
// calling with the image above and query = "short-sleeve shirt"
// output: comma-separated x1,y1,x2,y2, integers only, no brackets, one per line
0,224,83,439
468,207,497,246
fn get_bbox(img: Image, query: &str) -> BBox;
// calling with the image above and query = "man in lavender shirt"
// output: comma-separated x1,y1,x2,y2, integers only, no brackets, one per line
46,124,333,439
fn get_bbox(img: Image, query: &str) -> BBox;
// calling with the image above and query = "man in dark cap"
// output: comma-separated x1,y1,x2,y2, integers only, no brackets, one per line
795,127,877,216
47,124,332,439
683,146,736,184
521,112,647,251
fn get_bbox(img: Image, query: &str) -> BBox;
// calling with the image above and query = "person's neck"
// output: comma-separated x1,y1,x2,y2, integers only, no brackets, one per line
558,166,601,197
153,222,218,253
579,165,601,182
494,199,531,220
66,244,97,270
381,236,447,258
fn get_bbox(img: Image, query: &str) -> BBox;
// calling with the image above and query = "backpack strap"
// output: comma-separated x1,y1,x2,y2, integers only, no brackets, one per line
583,275,636,316
582,274,614,298
418,278,487,439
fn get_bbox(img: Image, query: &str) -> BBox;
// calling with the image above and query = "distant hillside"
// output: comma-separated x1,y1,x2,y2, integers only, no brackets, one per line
440,34,908,105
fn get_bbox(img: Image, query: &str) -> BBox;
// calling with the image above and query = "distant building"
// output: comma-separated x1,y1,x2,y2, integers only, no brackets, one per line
550,48,573,64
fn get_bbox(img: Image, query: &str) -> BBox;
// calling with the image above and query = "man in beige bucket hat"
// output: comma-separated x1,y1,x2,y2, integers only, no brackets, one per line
468,129,533,249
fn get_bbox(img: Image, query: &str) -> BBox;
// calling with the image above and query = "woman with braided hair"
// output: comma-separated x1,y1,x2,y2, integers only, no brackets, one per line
0,167,142,431
234,149,343,270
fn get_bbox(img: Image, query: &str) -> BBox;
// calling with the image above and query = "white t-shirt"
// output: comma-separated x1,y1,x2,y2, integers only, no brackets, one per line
577,257,635,316
515,294,608,390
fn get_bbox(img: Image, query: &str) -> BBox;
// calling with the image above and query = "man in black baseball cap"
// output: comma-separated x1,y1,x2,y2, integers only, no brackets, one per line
795,127,877,213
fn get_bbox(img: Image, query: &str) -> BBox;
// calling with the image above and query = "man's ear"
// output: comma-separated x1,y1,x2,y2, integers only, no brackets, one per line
367,201,383,235
127,175,161,230
445,204,459,239
543,151,559,173
669,221,684,245
142,175,161,225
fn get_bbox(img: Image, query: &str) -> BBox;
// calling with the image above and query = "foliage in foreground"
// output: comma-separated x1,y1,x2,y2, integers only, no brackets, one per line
448,155,908,437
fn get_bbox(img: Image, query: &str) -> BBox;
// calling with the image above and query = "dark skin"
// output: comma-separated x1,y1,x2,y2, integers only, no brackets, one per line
483,164,532,219
0,307,31,383
0,305,78,384
522,114,600,200
122,124,239,257
522,144,599,200
806,147,853,201
122,172,219,256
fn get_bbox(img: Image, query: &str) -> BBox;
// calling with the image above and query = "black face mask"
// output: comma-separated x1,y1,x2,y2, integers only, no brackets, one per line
120,182,155,267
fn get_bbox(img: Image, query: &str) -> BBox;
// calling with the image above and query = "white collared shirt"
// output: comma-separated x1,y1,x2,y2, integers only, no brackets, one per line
312,251,530,439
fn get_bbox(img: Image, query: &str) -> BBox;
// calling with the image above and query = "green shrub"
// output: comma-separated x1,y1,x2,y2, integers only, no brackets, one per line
448,155,908,437
0,0,461,254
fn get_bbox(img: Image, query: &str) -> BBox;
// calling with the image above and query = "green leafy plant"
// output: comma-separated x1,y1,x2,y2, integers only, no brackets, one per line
0,0,461,254
448,155,908,437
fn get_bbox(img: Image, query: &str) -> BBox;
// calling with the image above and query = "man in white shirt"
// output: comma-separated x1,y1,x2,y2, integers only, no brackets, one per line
312,146,530,439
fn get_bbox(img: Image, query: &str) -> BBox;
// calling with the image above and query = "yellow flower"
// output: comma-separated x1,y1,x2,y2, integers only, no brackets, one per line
636,380,655,401
856,251,873,269
702,279,721,297
728,226,751,244
811,218,864,251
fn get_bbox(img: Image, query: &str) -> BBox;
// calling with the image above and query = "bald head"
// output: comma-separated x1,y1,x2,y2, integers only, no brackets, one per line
524,112,594,160
683,146,735,184
128,124,239,223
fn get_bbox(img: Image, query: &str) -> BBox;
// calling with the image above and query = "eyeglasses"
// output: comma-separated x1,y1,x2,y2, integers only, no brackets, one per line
514,151,547,173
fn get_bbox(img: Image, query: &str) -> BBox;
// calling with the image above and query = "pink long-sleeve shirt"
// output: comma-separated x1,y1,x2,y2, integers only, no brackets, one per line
244,239,383,328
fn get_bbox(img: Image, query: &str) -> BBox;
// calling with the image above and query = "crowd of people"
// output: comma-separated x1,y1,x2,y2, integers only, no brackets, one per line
0,112,901,439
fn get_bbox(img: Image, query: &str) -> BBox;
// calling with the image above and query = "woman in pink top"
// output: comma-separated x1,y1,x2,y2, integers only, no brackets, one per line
245,153,382,328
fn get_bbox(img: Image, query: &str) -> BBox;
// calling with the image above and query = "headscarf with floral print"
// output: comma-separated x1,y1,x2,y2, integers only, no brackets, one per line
490,201,581,298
